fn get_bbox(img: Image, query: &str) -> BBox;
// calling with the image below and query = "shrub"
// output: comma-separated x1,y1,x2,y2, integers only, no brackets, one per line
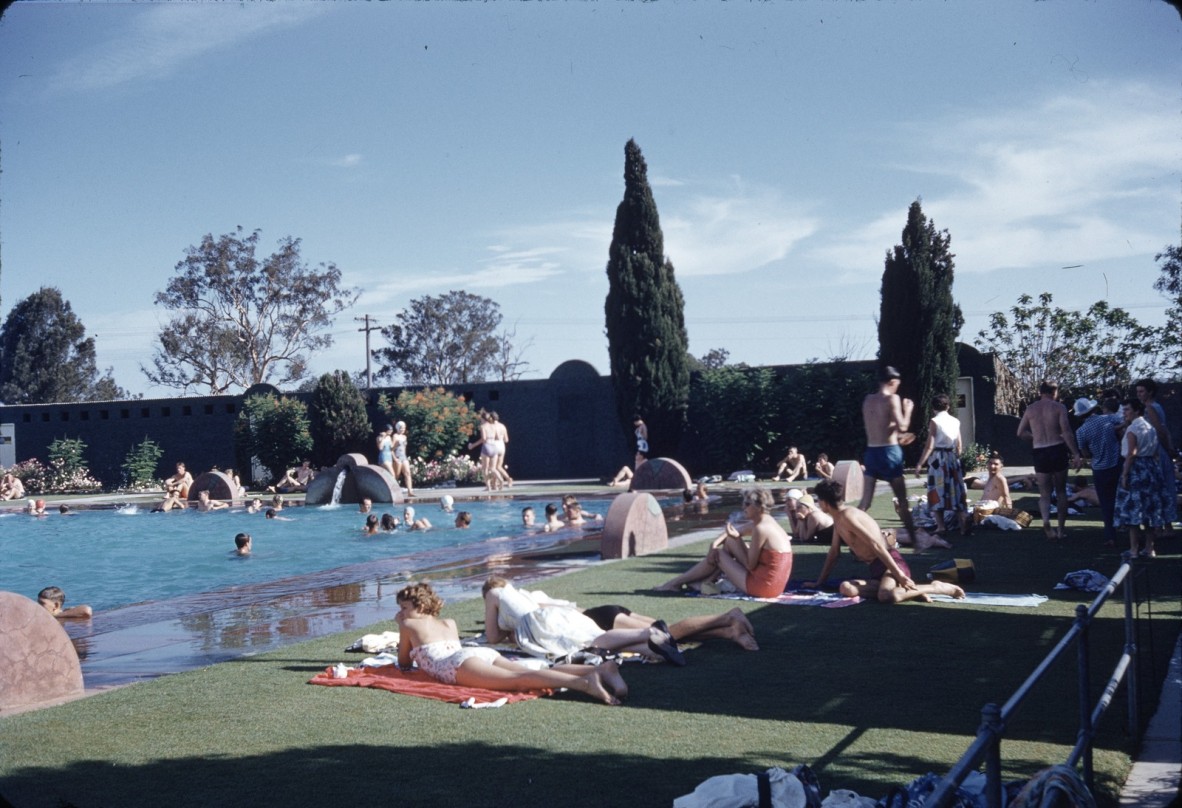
45,437,102,493
389,388,480,463
308,370,372,466
234,394,313,484
121,437,165,491
4,458,50,495
409,453,482,488
960,442,992,473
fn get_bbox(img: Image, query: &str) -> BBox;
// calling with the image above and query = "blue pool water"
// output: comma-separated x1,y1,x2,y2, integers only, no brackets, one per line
0,497,619,613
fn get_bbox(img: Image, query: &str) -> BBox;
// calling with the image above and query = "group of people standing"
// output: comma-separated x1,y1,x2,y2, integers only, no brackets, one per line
376,410,512,496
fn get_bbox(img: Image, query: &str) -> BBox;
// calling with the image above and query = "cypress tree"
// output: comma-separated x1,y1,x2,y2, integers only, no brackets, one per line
604,139,690,457
878,200,963,447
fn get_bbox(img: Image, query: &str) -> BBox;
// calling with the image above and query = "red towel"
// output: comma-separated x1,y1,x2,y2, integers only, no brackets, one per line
309,664,547,704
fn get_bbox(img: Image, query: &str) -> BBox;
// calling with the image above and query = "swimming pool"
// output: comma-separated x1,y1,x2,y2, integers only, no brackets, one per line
0,496,621,613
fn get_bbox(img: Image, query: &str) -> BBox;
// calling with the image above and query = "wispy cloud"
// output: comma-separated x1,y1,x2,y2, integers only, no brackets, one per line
330,154,364,169
49,5,327,93
811,81,1179,278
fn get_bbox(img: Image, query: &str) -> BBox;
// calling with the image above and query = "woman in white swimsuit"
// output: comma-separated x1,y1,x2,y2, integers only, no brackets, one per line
395,582,627,705
391,421,414,497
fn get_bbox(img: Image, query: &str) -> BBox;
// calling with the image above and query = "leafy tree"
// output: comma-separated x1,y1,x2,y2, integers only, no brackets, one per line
144,227,358,394
604,139,691,457
1154,243,1182,377
878,200,963,447
697,348,731,370
975,292,1162,402
233,394,313,484
388,387,481,463
374,291,503,385
0,287,127,404
121,437,165,490
308,370,372,467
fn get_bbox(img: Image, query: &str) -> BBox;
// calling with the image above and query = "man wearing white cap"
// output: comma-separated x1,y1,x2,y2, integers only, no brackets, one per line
1075,397,1123,546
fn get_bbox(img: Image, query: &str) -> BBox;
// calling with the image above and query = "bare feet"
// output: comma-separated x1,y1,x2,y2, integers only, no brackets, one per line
725,622,760,651
597,661,628,701
727,607,755,636
914,529,953,551
930,581,966,598
582,669,621,705
652,582,682,593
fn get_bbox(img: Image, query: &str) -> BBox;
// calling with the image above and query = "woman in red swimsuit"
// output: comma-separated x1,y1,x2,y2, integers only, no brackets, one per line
654,487,793,598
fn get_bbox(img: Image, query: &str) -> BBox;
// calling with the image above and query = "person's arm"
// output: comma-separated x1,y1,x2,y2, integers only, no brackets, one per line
56,605,93,619
1120,431,1138,489
482,594,507,643
1059,408,1082,468
805,532,842,589
1143,403,1176,456
914,423,937,475
895,395,914,433
1016,409,1032,441
998,478,1012,510
396,614,413,668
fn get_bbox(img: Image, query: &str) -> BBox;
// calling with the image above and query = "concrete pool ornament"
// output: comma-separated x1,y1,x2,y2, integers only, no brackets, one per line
305,454,404,506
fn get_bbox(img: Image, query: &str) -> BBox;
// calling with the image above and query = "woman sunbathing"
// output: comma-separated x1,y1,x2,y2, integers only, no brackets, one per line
654,486,792,598
395,582,627,706
482,577,684,664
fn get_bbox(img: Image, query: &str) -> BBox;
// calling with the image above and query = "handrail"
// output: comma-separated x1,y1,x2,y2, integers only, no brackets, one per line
923,555,1141,808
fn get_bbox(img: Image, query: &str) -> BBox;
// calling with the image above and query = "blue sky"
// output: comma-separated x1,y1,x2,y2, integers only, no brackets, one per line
1,2,1178,398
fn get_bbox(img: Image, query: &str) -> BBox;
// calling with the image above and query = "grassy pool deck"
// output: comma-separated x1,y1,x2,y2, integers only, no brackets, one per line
0,483,1178,807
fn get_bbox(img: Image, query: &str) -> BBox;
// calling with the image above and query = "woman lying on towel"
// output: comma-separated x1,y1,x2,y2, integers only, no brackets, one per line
654,486,792,598
396,583,628,706
482,577,685,665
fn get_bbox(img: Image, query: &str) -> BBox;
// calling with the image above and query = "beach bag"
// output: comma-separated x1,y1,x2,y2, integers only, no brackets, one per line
995,508,1032,527
928,558,976,584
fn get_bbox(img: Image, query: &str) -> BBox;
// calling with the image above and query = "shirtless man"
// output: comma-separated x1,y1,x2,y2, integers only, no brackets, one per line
1016,380,1081,540
859,366,918,539
805,479,964,604
163,462,193,498
773,447,808,482
195,490,229,512
273,461,315,494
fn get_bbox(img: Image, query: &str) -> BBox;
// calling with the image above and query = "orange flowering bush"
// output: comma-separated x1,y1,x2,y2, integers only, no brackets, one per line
390,387,480,468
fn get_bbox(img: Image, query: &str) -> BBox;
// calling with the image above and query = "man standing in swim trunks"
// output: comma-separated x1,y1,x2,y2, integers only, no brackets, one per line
805,479,965,604
859,366,919,540
1017,380,1081,540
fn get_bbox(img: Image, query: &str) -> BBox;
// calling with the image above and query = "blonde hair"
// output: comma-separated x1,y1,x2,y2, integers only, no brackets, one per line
482,575,509,597
741,486,774,512
396,582,443,617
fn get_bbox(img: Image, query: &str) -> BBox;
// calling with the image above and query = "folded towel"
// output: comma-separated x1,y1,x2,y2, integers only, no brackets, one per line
928,592,1049,608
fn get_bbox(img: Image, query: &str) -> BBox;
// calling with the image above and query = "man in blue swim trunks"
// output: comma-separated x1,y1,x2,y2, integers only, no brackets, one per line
858,366,918,540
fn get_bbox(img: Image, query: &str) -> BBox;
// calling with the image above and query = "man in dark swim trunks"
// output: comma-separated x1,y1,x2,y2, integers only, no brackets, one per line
1017,380,1081,540
859,366,919,540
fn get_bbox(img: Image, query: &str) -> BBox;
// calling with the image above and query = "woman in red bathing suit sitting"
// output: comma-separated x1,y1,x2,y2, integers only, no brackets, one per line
655,486,792,598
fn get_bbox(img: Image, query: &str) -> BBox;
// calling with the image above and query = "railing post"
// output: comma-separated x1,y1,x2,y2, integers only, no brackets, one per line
982,703,1003,808
1075,603,1094,790
1122,554,1139,740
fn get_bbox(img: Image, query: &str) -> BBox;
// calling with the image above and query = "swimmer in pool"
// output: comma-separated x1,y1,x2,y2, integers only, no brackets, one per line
37,585,92,619
521,506,536,528
234,532,252,556
454,511,472,529
404,506,431,531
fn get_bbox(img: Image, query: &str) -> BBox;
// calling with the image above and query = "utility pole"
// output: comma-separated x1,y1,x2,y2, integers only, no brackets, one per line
355,315,380,389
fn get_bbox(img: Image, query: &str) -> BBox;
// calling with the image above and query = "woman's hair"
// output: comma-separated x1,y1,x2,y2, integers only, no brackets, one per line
1124,397,1146,414
397,582,443,616
741,486,774,512
482,576,509,597
380,513,397,530
455,511,472,527
365,514,379,529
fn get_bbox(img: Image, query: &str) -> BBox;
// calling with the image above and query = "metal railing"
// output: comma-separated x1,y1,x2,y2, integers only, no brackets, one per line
924,555,1142,808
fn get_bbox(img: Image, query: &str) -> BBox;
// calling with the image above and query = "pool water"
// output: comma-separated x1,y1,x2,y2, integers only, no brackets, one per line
0,497,623,613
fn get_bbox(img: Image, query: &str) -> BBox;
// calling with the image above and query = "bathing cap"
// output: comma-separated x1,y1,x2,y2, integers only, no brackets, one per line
395,421,406,431
440,495,454,509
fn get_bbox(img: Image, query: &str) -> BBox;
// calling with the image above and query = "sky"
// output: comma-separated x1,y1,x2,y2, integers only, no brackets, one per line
0,2,1178,399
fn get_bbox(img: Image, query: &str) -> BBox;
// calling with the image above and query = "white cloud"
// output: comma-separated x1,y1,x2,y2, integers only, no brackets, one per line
49,5,327,93
330,154,364,169
810,81,1179,279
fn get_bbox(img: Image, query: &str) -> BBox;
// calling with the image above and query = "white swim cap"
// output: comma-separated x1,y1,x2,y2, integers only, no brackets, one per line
786,489,804,500
440,495,454,509
395,421,406,431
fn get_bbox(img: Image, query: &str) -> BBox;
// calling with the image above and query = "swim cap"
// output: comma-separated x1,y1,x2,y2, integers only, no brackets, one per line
395,421,406,431
440,495,454,509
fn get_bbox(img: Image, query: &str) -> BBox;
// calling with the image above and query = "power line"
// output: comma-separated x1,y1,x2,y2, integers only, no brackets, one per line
355,315,382,389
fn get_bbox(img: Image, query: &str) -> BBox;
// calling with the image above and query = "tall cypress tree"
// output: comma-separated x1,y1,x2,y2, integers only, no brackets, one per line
878,200,963,446
604,139,690,457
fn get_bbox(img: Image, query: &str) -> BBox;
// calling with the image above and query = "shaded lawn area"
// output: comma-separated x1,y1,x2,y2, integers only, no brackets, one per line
0,493,1178,808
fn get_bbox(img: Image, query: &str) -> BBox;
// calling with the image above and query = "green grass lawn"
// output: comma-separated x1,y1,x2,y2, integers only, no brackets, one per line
0,491,1178,808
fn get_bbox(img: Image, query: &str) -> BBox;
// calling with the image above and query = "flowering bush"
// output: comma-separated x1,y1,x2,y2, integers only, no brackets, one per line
388,388,481,464
960,442,992,473
410,453,482,487
2,456,102,495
